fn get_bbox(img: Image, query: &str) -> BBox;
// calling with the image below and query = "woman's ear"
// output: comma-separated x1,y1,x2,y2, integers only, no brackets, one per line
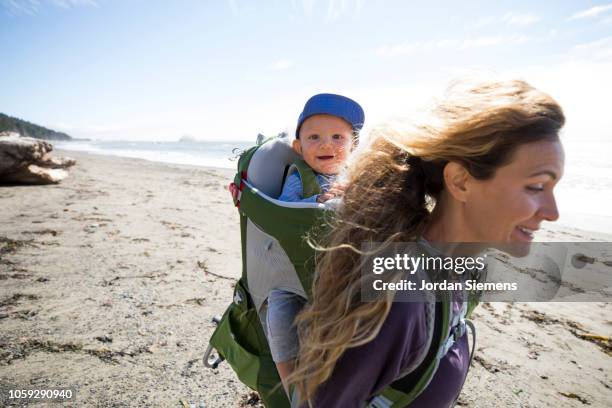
443,161,470,203
292,139,302,155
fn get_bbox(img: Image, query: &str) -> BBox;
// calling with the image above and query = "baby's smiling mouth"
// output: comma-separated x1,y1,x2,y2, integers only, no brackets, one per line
317,155,335,160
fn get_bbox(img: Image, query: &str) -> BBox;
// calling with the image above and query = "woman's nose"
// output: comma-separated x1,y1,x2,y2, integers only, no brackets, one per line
538,193,560,222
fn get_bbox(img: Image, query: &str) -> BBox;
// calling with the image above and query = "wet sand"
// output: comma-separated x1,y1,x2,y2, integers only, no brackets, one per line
0,151,610,407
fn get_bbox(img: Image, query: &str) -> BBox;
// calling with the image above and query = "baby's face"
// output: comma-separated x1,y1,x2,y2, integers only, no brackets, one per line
293,114,354,175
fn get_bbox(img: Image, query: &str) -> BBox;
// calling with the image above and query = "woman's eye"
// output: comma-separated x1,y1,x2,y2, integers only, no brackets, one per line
526,185,544,192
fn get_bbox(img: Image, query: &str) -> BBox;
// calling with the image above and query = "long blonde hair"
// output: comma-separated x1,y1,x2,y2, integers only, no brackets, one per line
288,79,565,404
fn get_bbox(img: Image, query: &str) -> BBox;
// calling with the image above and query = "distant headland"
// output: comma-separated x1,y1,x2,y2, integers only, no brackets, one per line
0,112,72,141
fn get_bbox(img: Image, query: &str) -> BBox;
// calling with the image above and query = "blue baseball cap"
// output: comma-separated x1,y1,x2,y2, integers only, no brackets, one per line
296,93,365,138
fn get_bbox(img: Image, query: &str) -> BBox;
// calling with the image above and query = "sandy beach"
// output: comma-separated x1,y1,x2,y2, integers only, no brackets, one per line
1,150,610,407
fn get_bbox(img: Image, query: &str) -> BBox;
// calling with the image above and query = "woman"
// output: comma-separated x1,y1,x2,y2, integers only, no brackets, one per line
288,79,565,407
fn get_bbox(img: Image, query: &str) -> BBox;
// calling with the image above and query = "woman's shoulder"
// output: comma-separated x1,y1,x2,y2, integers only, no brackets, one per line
386,301,431,366
359,301,432,379
313,301,431,406
379,301,430,349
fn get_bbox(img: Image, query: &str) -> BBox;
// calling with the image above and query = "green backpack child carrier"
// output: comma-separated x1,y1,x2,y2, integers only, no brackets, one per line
203,135,479,408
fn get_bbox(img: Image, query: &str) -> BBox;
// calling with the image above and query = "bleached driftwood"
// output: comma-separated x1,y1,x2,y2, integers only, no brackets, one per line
0,132,76,184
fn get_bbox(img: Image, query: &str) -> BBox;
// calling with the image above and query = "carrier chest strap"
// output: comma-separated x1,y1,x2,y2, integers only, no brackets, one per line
437,318,466,359
438,300,469,358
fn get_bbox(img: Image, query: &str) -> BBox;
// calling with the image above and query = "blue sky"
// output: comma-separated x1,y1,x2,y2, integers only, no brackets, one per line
1,0,611,141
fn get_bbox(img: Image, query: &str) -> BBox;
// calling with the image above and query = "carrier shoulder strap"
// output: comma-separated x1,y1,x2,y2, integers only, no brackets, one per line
372,294,452,408
287,159,322,199
368,241,469,408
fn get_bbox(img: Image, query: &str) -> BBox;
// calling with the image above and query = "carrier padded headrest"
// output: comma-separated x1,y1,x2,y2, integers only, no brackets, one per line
247,137,300,198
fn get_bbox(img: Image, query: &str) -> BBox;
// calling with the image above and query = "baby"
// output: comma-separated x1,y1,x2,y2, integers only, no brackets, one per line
269,93,365,393
278,93,364,203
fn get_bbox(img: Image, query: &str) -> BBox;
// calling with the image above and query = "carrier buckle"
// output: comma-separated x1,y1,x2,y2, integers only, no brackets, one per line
203,316,225,369
367,395,394,408
438,319,467,359
203,344,224,369
452,318,466,341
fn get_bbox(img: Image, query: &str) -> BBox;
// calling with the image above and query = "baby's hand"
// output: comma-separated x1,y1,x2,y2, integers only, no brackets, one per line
316,182,347,203
327,182,346,197
228,182,239,203
316,192,335,203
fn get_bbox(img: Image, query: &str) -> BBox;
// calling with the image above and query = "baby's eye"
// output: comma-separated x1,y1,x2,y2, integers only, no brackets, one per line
332,134,346,140
308,134,319,140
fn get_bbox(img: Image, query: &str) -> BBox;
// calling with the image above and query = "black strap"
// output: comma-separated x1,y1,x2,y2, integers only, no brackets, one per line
281,164,291,191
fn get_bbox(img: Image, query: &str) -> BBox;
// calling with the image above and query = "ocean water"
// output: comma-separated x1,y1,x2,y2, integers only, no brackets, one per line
553,140,612,234
54,139,253,170
54,138,612,234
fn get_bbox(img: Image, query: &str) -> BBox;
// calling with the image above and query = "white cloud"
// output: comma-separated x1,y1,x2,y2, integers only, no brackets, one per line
226,0,238,15
56,53,612,143
340,57,612,147
473,12,540,28
1,0,41,16
225,0,259,17
354,0,365,15
50,0,97,8
377,35,530,57
326,0,351,21
569,3,612,20
460,35,529,48
1,0,97,16
504,60,612,142
289,0,362,21
49,94,304,141
472,16,496,29
376,42,420,57
301,0,315,16
269,59,294,70
367,35,612,144
570,37,612,62
502,12,540,26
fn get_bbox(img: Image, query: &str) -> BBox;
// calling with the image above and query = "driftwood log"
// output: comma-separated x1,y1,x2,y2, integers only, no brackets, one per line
0,131,76,184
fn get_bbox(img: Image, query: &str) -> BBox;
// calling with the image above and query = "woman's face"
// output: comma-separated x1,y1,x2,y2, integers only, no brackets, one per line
463,140,564,243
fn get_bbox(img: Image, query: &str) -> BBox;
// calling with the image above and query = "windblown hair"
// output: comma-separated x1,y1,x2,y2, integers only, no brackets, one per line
287,79,565,404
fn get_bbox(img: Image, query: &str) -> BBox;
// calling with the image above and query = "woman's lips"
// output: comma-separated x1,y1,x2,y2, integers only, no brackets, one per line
515,225,536,241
